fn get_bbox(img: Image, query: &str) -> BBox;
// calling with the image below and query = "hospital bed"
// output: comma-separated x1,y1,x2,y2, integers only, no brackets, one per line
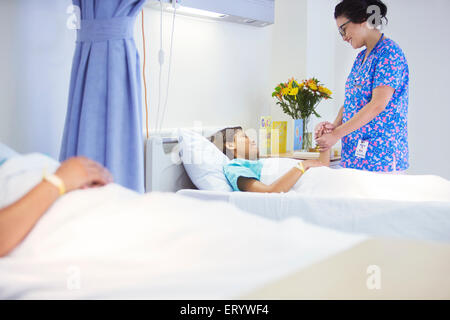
0,152,367,299
145,128,450,243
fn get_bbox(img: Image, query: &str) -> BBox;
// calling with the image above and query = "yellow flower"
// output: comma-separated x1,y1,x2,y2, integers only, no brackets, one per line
287,78,295,89
319,86,332,95
298,82,305,89
308,81,318,91
281,87,290,96
289,87,299,96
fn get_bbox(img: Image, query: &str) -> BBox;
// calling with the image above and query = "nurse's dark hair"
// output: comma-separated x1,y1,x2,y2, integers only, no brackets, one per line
209,126,243,158
335,0,388,26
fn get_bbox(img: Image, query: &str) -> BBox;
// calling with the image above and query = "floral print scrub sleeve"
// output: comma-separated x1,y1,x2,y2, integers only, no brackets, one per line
341,34,409,172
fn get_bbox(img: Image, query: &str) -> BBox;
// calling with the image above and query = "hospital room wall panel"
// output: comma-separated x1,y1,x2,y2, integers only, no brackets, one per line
0,0,17,150
306,0,342,149
392,0,450,180
0,0,75,159
136,6,274,135
267,0,308,151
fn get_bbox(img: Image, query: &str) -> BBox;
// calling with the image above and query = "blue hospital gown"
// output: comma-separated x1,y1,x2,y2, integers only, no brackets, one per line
0,143,18,167
341,34,409,172
223,159,264,191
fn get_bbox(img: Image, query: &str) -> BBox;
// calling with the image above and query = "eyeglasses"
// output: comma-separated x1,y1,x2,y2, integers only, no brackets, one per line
338,20,351,37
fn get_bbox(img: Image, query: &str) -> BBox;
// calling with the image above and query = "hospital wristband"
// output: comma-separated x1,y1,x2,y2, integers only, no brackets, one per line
43,174,66,196
295,161,305,174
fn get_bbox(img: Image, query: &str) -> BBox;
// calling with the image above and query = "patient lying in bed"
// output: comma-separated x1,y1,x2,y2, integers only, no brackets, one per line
0,144,114,257
207,128,450,202
210,127,330,193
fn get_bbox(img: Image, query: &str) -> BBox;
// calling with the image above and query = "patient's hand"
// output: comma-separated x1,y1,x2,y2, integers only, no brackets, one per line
55,157,113,192
314,121,335,139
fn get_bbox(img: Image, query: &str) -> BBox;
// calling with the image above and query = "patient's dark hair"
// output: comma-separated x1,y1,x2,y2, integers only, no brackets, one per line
335,0,388,26
209,126,243,159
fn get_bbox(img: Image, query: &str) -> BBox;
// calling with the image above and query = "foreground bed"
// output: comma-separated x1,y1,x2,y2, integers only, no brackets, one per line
0,154,365,299
1,153,449,299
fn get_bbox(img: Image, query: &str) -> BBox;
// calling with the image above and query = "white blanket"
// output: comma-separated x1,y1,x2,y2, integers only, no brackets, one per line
226,158,450,242
261,158,450,202
0,154,365,299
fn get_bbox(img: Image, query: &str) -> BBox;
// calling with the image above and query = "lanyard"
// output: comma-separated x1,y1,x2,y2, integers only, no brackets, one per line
354,33,385,83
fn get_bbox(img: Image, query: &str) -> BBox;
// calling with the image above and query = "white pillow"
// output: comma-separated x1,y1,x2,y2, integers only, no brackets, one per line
178,129,232,192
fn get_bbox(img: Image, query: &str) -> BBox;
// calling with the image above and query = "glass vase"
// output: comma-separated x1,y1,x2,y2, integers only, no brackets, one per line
302,117,313,151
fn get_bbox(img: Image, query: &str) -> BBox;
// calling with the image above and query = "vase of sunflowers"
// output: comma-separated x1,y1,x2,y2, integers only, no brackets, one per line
272,78,332,151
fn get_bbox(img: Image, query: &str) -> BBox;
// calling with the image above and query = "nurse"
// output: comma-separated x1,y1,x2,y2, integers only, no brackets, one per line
315,0,409,173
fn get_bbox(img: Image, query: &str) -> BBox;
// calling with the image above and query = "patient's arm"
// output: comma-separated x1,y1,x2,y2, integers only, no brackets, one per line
0,157,113,257
237,159,327,193
319,149,331,167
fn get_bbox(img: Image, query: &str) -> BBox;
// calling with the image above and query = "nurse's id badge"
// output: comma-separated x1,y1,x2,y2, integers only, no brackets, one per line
355,140,369,158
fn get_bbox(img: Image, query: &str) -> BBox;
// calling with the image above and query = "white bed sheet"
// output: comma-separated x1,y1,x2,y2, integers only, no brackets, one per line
178,189,450,242
177,162,450,243
229,192,450,242
0,154,365,299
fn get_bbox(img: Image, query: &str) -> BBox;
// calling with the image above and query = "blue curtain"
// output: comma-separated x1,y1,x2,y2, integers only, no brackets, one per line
60,0,146,193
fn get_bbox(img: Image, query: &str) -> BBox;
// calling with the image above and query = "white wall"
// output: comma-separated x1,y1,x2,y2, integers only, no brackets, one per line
267,0,339,152
306,0,340,145
267,0,308,150
137,5,273,135
0,0,74,158
333,0,450,179
0,0,16,149
384,0,450,179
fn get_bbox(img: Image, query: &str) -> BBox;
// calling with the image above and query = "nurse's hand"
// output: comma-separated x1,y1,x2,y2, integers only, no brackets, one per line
314,121,335,139
55,157,114,192
316,132,339,152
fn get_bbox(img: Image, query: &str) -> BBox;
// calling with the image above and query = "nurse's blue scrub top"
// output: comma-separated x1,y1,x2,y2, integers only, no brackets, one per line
341,34,409,172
